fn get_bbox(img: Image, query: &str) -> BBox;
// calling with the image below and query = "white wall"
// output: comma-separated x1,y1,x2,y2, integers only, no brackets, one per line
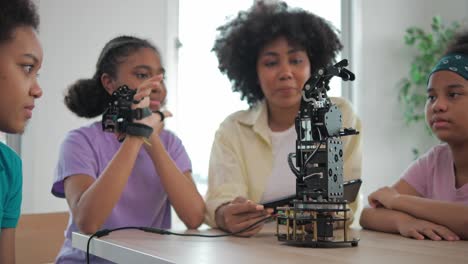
351,0,468,198
22,0,175,213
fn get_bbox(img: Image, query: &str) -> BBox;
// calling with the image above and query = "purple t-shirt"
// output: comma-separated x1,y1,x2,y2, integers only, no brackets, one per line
51,122,191,264
402,144,468,204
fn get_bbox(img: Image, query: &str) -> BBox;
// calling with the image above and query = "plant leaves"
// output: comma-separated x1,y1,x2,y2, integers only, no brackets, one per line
398,15,460,140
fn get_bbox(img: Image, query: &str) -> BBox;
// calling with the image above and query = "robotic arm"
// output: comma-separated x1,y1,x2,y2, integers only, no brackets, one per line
102,85,153,141
278,59,360,247
291,59,359,201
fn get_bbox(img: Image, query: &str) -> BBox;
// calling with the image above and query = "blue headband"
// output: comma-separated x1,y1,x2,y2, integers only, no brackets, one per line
429,53,468,80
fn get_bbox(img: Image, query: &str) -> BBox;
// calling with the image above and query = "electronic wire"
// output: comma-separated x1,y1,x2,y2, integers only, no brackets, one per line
86,214,276,264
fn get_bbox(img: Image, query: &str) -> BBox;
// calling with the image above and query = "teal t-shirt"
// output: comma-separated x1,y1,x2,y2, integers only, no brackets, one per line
0,142,22,231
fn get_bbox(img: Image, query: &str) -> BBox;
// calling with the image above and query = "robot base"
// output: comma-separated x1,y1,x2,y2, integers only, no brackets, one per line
277,234,359,248
275,200,359,248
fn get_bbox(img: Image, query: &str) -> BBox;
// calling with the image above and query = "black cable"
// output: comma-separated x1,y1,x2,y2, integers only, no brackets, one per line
144,215,275,237
86,215,275,263
288,153,300,177
302,141,322,171
86,226,140,264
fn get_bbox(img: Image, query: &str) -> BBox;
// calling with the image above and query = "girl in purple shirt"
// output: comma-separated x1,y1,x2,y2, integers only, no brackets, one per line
51,36,205,263
360,31,468,241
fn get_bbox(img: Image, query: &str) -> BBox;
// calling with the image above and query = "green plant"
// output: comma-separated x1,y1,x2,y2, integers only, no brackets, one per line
398,16,460,131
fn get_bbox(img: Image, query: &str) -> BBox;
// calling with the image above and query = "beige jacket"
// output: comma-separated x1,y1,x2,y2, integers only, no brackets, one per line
204,97,362,227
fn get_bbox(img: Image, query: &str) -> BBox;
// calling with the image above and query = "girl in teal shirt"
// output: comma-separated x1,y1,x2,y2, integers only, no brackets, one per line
0,0,43,262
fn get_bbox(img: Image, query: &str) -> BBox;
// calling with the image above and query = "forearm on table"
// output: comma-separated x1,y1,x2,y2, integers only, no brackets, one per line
360,207,414,234
392,195,468,238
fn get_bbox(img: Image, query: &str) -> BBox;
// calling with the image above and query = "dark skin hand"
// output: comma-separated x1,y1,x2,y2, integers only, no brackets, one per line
215,196,273,237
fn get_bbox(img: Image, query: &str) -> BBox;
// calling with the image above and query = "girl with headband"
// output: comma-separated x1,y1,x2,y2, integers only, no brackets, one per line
360,31,468,241
51,36,205,263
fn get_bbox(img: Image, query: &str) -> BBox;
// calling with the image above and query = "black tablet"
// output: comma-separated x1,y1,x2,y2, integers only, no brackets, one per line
262,179,362,208
343,178,362,203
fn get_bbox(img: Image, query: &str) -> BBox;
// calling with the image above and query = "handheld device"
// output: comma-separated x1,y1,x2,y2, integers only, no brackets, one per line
262,194,296,209
343,178,362,203
263,178,362,209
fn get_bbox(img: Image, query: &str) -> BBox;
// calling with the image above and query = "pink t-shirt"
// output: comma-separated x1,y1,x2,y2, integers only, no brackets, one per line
402,144,468,204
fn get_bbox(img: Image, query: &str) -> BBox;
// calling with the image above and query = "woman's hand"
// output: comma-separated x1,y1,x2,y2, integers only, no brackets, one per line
215,196,273,237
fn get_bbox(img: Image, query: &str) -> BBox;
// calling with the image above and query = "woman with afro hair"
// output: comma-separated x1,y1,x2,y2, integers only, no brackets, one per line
205,1,362,236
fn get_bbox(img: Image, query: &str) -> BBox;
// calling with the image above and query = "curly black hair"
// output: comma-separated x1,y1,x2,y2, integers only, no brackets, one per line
444,29,468,56
0,0,39,44
212,1,342,107
64,36,159,118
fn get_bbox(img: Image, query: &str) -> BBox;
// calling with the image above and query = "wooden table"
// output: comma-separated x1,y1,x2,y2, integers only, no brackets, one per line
73,224,468,264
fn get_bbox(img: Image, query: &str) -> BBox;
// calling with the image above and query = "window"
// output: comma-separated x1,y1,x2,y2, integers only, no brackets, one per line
177,0,344,192
0,133,5,144
177,0,253,194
